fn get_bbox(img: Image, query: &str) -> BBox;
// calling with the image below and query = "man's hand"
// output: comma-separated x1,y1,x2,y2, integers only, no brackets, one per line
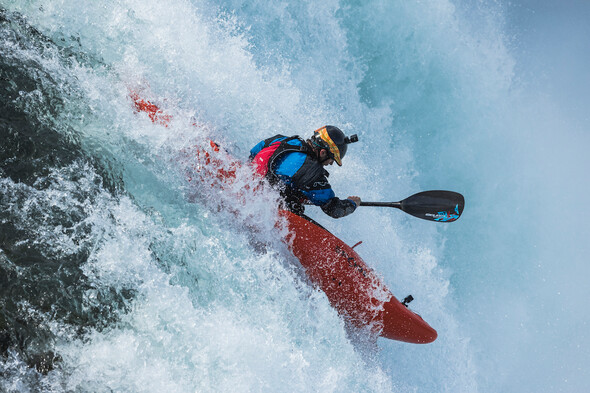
347,196,361,206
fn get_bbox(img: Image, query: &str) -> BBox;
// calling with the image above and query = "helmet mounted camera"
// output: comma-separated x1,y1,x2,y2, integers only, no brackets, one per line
311,126,359,166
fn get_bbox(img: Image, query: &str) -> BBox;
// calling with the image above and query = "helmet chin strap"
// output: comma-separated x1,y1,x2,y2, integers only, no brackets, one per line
308,140,333,164
318,149,332,164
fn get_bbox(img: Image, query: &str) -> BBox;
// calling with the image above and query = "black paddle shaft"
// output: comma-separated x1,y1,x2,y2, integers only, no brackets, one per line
360,190,465,222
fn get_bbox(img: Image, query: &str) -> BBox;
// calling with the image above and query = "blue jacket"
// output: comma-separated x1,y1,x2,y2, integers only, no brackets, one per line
250,135,357,218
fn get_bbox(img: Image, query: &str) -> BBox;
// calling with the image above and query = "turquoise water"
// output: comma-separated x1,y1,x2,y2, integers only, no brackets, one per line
1,1,588,392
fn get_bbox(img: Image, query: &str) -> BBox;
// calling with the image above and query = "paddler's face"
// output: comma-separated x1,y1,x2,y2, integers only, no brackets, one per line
319,149,334,166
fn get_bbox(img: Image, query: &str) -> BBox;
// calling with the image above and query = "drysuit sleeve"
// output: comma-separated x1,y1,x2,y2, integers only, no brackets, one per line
321,197,358,218
285,156,358,218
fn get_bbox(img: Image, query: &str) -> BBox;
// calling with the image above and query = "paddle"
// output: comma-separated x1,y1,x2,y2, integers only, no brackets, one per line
359,190,465,222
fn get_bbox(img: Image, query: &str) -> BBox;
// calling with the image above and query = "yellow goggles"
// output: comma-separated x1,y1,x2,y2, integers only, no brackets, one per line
315,126,342,166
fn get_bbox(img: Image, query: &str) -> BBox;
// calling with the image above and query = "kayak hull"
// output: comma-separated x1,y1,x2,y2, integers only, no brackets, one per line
281,211,437,344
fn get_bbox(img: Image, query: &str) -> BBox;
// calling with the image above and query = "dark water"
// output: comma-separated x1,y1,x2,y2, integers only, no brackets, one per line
0,10,129,376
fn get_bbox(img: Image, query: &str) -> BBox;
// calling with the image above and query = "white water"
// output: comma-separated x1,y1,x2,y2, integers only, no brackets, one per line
0,0,588,392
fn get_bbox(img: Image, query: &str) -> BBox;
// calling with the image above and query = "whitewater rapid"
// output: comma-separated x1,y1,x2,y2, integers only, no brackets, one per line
1,1,589,392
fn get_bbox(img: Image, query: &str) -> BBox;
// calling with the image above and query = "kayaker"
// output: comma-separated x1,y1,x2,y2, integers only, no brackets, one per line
249,126,361,218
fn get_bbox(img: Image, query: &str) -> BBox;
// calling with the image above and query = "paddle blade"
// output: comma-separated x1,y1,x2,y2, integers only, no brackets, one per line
401,190,465,222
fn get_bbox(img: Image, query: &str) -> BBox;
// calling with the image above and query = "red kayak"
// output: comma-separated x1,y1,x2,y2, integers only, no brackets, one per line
130,92,437,344
281,211,436,343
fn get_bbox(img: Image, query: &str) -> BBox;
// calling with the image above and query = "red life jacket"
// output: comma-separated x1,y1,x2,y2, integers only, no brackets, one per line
252,135,313,180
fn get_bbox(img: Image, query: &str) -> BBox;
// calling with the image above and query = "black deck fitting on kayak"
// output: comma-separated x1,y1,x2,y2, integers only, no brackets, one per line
402,295,414,307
